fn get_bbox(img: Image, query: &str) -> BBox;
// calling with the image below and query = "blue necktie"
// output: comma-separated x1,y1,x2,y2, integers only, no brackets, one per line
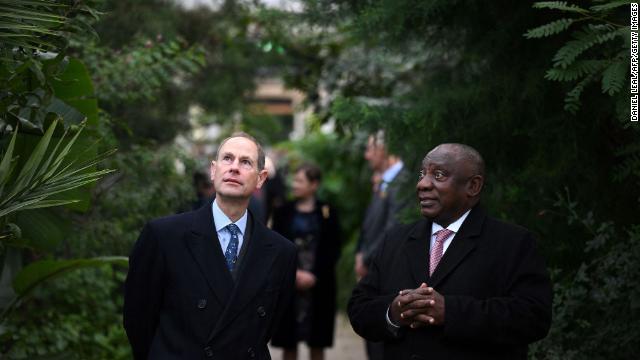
224,224,240,271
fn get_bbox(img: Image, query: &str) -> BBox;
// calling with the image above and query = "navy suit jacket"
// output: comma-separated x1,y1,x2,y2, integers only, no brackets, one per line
123,202,297,360
348,205,552,360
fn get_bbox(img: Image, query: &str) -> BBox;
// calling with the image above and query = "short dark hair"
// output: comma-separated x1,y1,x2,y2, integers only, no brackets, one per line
423,143,485,178
296,163,322,183
216,132,265,170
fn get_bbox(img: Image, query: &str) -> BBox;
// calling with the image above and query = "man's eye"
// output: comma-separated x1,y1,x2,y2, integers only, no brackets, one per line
434,171,445,180
418,170,425,180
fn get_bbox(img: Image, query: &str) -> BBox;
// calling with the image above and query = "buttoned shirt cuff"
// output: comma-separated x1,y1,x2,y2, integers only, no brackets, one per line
386,305,402,337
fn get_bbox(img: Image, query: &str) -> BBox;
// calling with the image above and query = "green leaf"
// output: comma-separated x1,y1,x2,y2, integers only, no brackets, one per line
524,18,575,39
44,97,87,126
49,58,97,126
552,27,619,68
0,127,18,187
601,60,627,95
591,0,633,12
545,60,606,81
12,257,129,296
533,1,588,13
14,208,71,251
8,119,57,197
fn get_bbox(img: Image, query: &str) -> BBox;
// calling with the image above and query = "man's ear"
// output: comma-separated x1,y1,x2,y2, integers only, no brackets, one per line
209,161,216,182
467,175,484,197
256,169,268,189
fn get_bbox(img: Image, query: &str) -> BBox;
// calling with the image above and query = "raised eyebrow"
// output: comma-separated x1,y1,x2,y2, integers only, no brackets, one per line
238,156,254,163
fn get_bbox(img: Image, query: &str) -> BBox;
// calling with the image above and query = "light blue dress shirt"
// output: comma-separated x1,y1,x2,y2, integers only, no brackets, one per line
380,161,404,192
211,199,247,253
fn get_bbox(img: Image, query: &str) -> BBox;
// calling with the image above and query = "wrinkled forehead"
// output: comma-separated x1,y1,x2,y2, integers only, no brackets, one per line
422,146,459,168
218,137,259,160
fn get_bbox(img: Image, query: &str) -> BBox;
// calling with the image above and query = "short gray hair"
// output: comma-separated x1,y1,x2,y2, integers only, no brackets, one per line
216,132,265,171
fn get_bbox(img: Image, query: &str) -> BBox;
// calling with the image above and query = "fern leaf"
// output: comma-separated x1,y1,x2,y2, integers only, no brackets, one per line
564,74,597,113
524,18,575,38
533,1,588,13
553,27,620,68
545,60,606,81
591,0,633,12
601,60,627,95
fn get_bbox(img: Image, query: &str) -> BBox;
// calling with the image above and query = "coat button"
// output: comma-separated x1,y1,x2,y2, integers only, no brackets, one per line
204,346,214,357
257,306,266,317
197,299,207,309
247,347,255,358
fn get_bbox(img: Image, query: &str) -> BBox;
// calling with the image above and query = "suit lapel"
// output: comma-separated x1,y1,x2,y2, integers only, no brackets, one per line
208,214,277,341
185,202,234,307
405,218,431,285
429,205,485,287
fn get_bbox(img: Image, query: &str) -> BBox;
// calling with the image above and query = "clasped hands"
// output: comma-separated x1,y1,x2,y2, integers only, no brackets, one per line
295,269,316,291
389,283,445,329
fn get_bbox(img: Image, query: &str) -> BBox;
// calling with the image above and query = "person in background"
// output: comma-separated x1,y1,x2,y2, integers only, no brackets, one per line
191,171,215,210
356,131,407,360
271,163,342,360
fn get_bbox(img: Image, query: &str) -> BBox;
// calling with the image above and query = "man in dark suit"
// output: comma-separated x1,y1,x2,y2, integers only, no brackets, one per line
355,132,408,360
123,132,297,360
348,143,552,360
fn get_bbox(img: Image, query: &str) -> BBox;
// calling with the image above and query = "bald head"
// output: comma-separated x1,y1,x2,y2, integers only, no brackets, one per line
424,143,485,180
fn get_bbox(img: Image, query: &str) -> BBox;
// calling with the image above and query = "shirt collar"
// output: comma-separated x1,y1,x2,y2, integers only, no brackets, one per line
211,198,248,235
381,161,403,183
431,209,471,236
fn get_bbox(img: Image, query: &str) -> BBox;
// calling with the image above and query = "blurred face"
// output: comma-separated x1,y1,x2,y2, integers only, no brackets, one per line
210,137,267,201
364,136,387,172
416,145,481,227
292,170,318,200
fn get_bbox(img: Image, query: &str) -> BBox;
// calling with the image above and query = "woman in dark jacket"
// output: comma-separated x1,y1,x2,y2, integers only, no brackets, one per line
271,163,341,360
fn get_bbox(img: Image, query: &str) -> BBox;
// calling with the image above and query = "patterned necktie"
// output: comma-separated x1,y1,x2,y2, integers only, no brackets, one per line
429,229,454,276
224,223,240,271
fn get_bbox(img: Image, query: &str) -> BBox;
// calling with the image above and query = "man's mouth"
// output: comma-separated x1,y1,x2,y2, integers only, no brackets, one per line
223,178,242,185
419,197,437,207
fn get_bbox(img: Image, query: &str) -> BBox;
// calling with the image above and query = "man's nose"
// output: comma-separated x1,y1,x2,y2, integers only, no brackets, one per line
416,176,433,190
229,159,240,171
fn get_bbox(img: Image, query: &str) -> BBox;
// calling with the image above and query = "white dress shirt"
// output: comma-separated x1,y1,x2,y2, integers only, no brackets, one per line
211,198,248,253
386,209,472,329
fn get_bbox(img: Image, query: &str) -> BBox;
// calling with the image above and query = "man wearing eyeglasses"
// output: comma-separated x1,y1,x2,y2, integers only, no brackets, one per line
124,132,297,360
348,143,552,360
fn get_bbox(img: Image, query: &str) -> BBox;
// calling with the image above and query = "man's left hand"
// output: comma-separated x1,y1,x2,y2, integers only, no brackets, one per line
398,283,446,328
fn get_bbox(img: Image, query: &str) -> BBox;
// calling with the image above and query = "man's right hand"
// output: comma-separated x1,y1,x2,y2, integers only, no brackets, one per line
355,252,368,280
295,270,316,291
389,283,438,327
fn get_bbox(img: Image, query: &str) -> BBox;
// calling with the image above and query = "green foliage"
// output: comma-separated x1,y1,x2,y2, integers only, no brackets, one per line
533,2,588,13
530,197,640,359
526,1,629,114
66,140,195,257
0,120,114,242
84,37,205,103
0,54,97,132
525,18,577,38
0,266,129,360
0,0,99,53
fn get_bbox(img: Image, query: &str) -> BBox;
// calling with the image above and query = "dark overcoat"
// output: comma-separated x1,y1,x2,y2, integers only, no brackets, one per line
123,203,297,360
348,205,553,360
270,200,342,348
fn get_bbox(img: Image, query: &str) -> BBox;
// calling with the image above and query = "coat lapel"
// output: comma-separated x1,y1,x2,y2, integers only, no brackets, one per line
185,202,234,307
428,205,485,288
208,214,277,341
404,218,431,285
